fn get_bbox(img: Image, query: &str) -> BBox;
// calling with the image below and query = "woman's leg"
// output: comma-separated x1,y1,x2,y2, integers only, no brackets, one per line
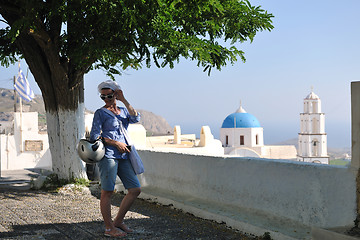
100,190,114,229
98,158,126,236
115,158,141,232
113,187,141,231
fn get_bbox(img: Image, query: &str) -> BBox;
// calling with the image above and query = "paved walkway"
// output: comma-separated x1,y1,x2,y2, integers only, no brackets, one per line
0,169,50,190
0,169,260,240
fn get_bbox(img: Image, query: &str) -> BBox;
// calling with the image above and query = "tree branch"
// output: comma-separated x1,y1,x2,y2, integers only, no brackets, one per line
0,2,21,16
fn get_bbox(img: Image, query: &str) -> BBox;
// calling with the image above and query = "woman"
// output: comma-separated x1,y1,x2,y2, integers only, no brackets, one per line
90,80,141,237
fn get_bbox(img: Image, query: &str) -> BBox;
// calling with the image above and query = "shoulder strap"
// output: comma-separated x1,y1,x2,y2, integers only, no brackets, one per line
101,107,116,118
101,107,133,145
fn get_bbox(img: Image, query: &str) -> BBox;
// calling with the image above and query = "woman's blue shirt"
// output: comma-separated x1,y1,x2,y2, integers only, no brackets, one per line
90,107,140,159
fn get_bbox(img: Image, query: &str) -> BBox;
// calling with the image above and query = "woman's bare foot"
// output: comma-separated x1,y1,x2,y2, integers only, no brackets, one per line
104,228,127,237
114,222,133,233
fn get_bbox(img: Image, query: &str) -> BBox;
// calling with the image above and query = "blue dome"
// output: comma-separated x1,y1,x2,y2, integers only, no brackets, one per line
221,112,261,128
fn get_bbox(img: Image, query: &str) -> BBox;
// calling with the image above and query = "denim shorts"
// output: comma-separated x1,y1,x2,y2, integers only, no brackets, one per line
97,157,141,191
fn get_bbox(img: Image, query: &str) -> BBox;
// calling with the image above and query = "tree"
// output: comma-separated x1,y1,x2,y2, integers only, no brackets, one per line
0,0,273,180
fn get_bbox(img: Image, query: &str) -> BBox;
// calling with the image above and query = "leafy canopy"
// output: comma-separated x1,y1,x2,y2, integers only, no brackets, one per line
0,0,273,77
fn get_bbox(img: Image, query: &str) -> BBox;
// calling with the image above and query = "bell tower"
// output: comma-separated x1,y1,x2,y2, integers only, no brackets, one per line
298,89,329,164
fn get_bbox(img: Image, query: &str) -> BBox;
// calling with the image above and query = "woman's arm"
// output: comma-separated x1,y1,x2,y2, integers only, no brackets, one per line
102,137,130,153
115,90,137,116
89,110,102,142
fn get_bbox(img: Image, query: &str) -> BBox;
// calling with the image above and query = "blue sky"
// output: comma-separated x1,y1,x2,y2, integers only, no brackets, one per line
1,0,359,148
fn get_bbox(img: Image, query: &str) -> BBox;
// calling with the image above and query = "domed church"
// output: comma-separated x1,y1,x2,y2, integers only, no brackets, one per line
220,103,297,159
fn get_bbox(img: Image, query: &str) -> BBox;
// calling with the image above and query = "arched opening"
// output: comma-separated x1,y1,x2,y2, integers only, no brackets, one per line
312,139,319,157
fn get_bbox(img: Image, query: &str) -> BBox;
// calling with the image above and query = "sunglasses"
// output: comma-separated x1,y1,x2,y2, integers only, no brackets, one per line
100,93,114,100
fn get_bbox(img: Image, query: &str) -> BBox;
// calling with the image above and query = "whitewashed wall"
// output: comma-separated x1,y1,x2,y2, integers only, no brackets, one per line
261,145,297,159
220,127,264,147
0,112,52,171
137,149,356,229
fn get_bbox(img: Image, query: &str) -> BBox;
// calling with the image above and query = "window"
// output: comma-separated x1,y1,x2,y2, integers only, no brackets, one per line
256,134,258,145
226,135,228,145
240,135,244,145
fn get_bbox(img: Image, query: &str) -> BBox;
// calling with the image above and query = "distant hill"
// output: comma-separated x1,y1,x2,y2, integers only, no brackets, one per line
0,88,45,114
0,88,46,129
0,87,173,135
274,138,298,148
137,110,173,136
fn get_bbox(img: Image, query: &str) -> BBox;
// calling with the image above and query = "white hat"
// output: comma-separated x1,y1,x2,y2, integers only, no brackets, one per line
97,80,121,93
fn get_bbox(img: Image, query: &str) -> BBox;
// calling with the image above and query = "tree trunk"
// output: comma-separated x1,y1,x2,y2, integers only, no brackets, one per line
46,98,87,180
0,4,95,180
39,74,87,180
40,76,87,180
15,33,88,180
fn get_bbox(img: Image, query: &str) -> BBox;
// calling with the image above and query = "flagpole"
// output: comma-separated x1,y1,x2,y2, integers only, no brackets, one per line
19,92,23,152
13,76,17,112
14,61,35,152
17,61,24,152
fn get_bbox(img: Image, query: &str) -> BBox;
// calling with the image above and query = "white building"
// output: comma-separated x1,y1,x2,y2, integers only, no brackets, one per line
0,112,52,171
220,104,297,159
297,91,329,164
144,125,224,156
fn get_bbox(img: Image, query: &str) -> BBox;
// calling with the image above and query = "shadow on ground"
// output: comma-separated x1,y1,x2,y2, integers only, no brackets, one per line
0,187,265,240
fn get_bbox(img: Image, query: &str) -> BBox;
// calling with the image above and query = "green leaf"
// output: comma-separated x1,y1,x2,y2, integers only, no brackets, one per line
0,0,274,77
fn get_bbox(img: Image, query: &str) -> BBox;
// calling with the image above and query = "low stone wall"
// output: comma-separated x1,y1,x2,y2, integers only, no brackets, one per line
137,149,356,229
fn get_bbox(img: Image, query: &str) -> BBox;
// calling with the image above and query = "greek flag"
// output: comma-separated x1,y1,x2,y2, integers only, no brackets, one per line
14,65,34,102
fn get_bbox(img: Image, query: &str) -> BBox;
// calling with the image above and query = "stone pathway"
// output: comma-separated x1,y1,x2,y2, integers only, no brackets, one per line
0,185,263,240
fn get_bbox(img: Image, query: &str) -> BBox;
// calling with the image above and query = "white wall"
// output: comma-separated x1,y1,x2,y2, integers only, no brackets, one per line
137,149,356,229
128,124,147,147
300,113,325,133
260,145,297,159
220,127,264,147
0,112,52,170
